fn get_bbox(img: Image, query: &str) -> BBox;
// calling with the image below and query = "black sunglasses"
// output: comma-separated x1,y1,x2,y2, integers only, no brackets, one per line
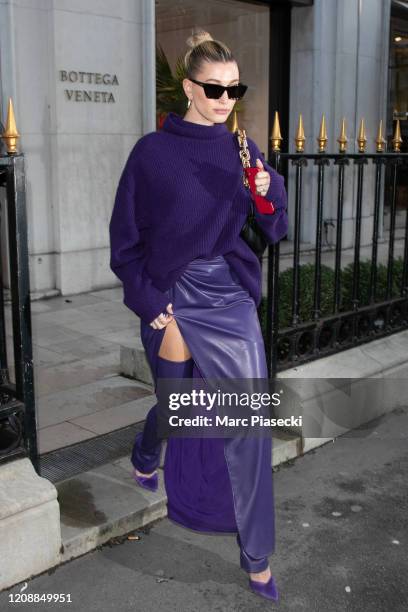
189,78,248,100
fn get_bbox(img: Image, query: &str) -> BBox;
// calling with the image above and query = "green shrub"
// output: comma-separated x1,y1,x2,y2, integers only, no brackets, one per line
340,257,403,308
259,257,405,334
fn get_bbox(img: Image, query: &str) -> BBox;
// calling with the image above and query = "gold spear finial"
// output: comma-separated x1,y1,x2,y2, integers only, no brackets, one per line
375,119,387,152
2,97,20,154
317,114,327,152
357,118,367,152
295,114,305,152
392,118,403,152
337,117,348,153
270,111,282,152
230,109,239,133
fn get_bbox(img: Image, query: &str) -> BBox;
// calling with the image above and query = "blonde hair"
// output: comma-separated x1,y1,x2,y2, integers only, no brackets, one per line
184,27,239,79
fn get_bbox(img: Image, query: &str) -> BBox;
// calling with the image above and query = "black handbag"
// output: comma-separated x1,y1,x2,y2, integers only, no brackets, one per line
239,198,269,259
236,128,269,259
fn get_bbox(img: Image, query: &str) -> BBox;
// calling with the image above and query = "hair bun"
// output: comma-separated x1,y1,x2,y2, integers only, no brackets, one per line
186,27,213,49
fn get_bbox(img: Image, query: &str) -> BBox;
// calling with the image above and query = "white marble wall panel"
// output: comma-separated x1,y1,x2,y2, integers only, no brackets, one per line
289,0,392,246
0,0,150,295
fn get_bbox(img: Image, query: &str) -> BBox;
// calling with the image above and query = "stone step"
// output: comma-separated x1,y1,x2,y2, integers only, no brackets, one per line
58,428,301,564
120,341,152,385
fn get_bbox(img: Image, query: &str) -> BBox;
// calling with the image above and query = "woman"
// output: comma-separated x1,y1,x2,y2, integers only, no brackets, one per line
109,28,288,602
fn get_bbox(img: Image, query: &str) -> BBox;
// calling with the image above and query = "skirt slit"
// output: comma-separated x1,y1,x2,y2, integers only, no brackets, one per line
136,254,275,561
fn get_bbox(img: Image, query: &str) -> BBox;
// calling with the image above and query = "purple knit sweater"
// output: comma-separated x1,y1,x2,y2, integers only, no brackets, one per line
109,111,288,324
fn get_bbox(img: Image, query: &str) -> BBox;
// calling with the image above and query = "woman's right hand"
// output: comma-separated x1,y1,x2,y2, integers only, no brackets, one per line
149,303,174,329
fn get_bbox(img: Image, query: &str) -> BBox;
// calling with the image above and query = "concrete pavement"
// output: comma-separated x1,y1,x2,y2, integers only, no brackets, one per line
1,403,406,611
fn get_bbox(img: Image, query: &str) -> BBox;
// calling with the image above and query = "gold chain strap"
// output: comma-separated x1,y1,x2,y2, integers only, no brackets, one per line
236,128,251,188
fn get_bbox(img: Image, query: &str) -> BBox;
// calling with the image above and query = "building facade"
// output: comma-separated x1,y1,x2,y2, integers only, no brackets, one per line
0,0,404,297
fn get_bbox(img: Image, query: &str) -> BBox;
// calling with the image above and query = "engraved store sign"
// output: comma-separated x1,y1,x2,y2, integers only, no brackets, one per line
59,70,119,102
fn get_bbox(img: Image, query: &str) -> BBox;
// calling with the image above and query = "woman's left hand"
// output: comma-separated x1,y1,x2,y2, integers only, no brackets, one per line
254,158,270,197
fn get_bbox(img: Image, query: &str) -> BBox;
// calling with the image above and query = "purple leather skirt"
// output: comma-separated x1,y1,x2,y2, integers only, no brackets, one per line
136,254,275,569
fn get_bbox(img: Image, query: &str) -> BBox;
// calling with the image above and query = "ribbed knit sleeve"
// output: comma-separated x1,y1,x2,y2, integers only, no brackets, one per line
247,137,289,245
109,147,170,324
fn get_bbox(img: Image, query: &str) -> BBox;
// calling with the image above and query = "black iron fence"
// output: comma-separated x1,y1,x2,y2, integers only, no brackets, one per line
1,105,407,468
261,118,408,379
0,101,38,472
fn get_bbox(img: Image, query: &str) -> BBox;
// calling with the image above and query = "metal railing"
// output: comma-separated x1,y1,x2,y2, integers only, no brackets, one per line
0,100,38,472
261,113,408,378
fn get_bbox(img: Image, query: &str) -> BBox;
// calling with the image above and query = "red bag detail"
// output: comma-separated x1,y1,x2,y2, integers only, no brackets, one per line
244,167,276,215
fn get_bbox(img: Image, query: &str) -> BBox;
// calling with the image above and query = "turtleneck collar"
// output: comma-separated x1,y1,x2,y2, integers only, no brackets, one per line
161,111,230,140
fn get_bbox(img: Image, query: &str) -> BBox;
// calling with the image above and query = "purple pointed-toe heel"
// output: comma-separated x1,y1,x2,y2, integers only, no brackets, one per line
132,468,158,492
249,574,279,602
